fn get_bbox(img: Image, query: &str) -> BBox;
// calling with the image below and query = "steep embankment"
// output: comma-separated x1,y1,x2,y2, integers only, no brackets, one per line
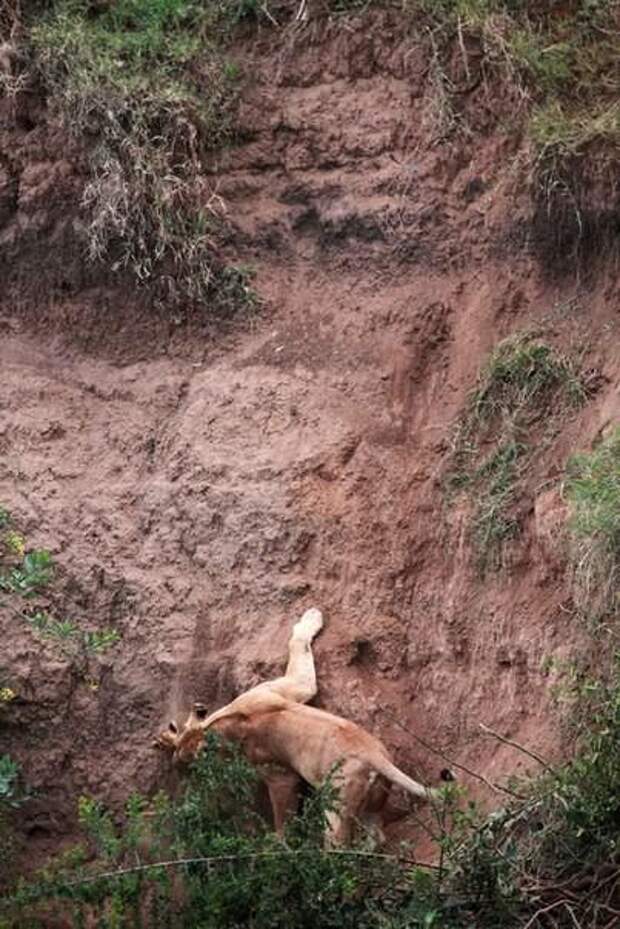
1,8,618,862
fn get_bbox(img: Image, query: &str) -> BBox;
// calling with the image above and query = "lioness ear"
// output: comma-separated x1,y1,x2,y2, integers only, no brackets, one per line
153,729,177,752
193,702,208,721
169,721,178,734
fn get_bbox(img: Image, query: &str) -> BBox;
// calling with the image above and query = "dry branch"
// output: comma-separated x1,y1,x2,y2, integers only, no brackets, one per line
479,723,557,775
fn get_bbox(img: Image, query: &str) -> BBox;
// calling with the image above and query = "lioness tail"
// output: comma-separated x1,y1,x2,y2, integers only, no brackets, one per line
373,756,433,801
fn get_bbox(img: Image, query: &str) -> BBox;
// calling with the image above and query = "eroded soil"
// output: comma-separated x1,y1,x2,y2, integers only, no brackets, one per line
1,12,619,863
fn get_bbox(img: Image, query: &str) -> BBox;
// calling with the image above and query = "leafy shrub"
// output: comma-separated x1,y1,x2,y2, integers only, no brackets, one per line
507,656,620,927
1,735,419,929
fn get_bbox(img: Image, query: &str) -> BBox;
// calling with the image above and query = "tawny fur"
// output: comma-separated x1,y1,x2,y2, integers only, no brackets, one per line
157,692,435,845
155,608,436,844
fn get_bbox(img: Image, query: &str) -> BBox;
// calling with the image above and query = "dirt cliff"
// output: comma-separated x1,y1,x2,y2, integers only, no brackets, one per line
1,9,618,863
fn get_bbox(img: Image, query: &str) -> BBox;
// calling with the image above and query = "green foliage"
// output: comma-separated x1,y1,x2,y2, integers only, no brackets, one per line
408,0,620,160
412,660,620,928
446,334,587,573
1,735,413,929
0,549,54,596
24,609,121,659
530,101,620,155
507,30,573,92
0,508,120,664
469,335,586,426
469,440,524,572
567,428,620,553
513,656,620,925
3,667,620,928
24,0,257,318
565,427,620,618
0,756,25,811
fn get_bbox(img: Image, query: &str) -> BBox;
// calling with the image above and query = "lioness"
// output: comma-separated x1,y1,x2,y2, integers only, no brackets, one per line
156,608,437,844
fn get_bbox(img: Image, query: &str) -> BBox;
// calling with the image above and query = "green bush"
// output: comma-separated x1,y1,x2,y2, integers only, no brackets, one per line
514,656,620,920
1,735,422,929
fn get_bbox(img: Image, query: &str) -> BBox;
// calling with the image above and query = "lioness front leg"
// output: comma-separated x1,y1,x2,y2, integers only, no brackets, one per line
263,767,303,836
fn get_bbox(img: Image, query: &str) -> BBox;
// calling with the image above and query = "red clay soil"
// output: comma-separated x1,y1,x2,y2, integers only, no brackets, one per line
1,11,619,867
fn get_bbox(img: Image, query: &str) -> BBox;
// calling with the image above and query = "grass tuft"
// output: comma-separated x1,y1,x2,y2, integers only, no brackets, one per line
469,439,525,572
447,333,588,573
470,334,587,426
565,427,620,620
25,0,257,318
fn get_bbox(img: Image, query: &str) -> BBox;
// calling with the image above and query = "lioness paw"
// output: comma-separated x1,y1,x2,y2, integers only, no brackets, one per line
294,607,324,640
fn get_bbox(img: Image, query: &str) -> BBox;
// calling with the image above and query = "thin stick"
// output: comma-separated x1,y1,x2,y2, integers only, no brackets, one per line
260,3,279,27
479,723,557,775
596,902,620,919
565,904,583,929
33,848,438,892
384,711,524,799
522,898,572,929
457,16,471,83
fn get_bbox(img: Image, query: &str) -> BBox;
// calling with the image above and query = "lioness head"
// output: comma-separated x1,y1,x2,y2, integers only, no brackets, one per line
154,703,210,764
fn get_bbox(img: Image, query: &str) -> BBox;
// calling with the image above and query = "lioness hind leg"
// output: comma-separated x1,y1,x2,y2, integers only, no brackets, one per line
267,608,323,704
325,810,351,847
324,760,374,848
358,813,386,849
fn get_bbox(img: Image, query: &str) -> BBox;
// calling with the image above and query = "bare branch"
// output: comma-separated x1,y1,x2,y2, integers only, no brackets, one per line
53,848,440,891
479,723,557,775
383,710,524,799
